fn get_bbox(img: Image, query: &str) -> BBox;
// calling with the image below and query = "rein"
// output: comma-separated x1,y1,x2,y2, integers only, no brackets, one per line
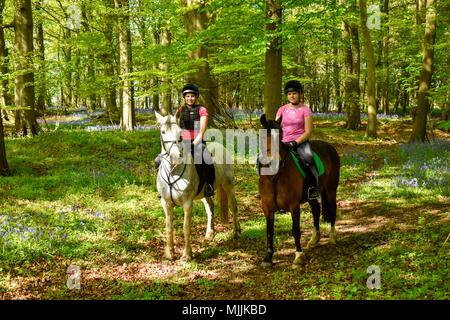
159,129,187,204
270,149,289,213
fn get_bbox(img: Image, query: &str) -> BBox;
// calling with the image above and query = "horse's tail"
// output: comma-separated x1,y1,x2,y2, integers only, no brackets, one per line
219,184,229,224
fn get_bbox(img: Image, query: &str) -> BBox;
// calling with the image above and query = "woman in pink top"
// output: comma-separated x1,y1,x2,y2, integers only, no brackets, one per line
154,84,215,197
275,80,320,199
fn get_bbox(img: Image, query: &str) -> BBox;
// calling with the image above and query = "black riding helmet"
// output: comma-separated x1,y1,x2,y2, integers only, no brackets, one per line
182,83,200,97
284,80,303,94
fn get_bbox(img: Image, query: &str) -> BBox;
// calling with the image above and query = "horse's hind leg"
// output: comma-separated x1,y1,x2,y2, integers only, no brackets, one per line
201,197,215,241
227,185,240,238
220,183,240,238
322,189,337,244
307,199,321,249
161,198,175,260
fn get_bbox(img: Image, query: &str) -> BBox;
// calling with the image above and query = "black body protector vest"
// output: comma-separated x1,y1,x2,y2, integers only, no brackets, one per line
180,105,201,130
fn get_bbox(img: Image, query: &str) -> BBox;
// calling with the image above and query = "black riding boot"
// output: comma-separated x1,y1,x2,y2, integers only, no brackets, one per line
306,164,320,199
203,144,215,197
296,141,320,200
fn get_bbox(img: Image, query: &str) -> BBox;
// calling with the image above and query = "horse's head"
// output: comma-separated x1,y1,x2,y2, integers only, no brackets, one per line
258,114,282,175
155,112,183,166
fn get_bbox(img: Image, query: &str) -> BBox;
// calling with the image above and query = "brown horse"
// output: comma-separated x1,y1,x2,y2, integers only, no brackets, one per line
258,115,340,267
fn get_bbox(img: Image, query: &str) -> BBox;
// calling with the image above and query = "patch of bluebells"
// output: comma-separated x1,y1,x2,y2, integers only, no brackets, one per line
392,139,450,193
313,112,403,120
0,213,68,243
342,147,372,168
84,124,157,131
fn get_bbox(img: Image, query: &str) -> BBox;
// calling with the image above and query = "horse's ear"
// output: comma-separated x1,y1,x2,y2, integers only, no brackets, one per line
155,111,163,124
260,114,267,128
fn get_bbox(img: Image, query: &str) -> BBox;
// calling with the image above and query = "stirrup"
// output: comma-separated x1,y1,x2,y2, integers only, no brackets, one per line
307,187,320,200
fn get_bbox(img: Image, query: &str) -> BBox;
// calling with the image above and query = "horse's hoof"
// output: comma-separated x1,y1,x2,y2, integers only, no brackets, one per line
205,231,215,241
181,254,192,262
307,239,318,249
260,261,273,268
164,249,175,261
329,227,337,244
307,239,320,249
293,251,305,265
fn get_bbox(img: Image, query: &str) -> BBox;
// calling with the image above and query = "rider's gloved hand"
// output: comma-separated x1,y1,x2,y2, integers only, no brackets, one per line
285,141,298,149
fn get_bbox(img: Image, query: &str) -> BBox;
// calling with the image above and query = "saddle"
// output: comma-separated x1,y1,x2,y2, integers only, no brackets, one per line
289,150,325,179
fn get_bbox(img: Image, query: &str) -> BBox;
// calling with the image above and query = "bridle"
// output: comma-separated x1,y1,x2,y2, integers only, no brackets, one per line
259,127,288,213
158,121,187,204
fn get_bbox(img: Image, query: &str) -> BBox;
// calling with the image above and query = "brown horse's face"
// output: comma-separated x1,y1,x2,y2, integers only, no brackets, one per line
258,115,282,176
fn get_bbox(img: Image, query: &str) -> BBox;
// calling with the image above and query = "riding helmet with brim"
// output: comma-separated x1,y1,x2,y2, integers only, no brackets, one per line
182,83,200,96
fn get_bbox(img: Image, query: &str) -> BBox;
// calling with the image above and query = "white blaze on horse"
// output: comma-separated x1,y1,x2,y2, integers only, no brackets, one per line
155,112,240,261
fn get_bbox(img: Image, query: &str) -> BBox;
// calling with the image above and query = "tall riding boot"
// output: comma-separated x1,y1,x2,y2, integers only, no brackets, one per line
307,164,320,199
202,143,215,197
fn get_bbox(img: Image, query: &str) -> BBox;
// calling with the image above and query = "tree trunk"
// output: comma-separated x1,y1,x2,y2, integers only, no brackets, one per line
183,0,217,123
115,0,135,130
360,0,377,138
159,24,171,116
151,28,160,112
34,0,45,114
0,0,9,176
381,0,389,115
0,111,8,175
342,2,361,130
82,6,96,112
103,0,118,118
13,0,38,136
263,0,282,120
0,0,12,118
410,0,436,142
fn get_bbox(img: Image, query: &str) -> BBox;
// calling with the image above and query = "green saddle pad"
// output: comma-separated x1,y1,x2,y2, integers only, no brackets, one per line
289,150,325,178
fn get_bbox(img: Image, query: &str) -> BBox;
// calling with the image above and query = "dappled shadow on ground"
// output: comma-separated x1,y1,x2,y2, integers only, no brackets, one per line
1,119,449,300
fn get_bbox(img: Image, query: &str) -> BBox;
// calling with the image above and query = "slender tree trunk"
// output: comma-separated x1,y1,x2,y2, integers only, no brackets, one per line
151,28,160,112
115,0,135,130
0,111,8,175
103,0,118,118
342,2,361,130
360,0,377,138
0,0,12,118
410,0,436,142
0,0,9,175
34,0,45,113
82,6,96,111
183,0,217,123
13,0,38,136
441,0,449,122
381,0,389,115
264,0,282,120
159,24,171,116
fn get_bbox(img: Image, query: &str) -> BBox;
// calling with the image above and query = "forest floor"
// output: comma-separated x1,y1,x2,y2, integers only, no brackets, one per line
0,114,449,300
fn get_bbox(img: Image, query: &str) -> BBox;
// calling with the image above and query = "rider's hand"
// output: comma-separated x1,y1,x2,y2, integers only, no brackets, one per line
193,136,202,146
285,141,298,149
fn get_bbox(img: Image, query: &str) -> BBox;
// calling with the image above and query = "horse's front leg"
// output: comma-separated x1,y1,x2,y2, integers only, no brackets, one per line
161,198,175,260
291,206,305,266
181,199,194,261
261,209,275,268
201,197,215,241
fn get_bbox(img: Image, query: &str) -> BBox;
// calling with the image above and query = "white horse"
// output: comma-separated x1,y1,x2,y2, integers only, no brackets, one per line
155,112,240,261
